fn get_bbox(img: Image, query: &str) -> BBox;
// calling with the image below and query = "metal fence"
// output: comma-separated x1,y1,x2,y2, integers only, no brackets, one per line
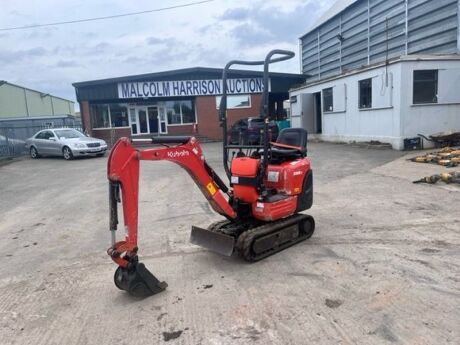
0,124,83,159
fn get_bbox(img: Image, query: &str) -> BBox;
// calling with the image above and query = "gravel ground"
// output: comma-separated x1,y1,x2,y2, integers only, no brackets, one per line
0,142,458,345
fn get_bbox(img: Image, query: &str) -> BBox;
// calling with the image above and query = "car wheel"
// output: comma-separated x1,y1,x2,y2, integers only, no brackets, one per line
62,146,74,160
30,146,40,159
96,153,105,157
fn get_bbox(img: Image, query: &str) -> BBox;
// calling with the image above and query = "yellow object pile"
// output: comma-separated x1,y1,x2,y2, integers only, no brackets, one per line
409,148,460,167
413,171,460,185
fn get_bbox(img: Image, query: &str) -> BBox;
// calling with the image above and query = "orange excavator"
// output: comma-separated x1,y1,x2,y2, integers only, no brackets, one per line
106,50,315,297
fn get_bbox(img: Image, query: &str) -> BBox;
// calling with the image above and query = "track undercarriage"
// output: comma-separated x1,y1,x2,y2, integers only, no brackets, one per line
192,213,315,262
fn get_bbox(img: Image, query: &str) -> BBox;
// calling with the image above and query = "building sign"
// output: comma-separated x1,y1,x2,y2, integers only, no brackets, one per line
117,78,266,99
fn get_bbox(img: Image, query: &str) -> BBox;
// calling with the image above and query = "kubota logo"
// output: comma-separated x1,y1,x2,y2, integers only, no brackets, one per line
167,150,190,158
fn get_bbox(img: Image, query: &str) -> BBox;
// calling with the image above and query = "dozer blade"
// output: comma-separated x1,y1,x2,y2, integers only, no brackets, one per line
190,225,235,256
114,262,167,298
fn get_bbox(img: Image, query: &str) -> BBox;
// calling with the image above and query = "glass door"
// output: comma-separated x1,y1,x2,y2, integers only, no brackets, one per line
137,108,149,134
147,107,159,133
129,106,162,135
129,108,138,135
158,105,167,134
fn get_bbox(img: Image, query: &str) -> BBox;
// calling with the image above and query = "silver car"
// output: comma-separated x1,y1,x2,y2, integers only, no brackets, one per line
26,128,108,160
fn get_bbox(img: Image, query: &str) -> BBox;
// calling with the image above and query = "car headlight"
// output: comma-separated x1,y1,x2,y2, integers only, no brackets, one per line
73,143,86,148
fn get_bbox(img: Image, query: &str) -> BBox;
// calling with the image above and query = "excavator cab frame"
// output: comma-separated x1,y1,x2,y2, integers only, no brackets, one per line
219,50,295,183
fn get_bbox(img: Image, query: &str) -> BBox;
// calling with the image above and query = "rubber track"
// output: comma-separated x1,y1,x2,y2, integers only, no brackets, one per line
204,214,314,262
207,220,232,232
236,214,315,262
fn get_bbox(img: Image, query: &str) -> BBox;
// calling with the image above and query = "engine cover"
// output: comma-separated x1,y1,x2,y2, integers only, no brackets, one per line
264,158,310,195
231,157,260,203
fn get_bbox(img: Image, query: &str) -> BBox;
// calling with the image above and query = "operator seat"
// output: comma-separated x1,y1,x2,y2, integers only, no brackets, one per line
270,128,308,162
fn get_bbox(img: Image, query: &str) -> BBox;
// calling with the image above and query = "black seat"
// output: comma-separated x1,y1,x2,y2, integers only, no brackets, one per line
270,128,308,162
277,128,308,148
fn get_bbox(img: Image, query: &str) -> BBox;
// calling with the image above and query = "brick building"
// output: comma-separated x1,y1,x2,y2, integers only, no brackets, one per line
72,68,305,145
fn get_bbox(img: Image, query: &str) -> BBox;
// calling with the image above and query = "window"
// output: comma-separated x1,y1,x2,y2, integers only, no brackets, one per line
359,79,372,109
90,104,110,128
90,104,130,128
55,129,84,139
36,131,52,139
165,100,196,125
109,105,129,128
413,70,438,104
181,101,195,124
216,95,251,109
322,88,333,112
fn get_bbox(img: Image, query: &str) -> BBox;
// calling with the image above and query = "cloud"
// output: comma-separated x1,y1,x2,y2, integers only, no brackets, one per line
55,60,79,68
0,0,333,105
146,36,165,45
24,27,57,39
0,47,48,63
220,2,322,46
93,42,110,51
84,32,98,38
221,7,249,21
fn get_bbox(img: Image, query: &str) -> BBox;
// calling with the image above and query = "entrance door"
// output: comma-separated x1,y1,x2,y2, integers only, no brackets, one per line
300,93,315,133
138,108,149,134
129,106,166,135
129,108,138,134
158,106,167,134
147,107,159,133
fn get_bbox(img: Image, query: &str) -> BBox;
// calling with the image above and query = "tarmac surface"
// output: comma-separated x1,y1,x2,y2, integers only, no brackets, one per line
0,142,459,345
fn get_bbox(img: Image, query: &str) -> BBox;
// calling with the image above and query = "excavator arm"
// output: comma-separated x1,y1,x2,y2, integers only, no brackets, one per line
106,136,236,297
107,136,236,267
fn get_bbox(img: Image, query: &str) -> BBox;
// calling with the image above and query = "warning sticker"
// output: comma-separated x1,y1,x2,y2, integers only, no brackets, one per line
206,182,217,195
267,171,279,182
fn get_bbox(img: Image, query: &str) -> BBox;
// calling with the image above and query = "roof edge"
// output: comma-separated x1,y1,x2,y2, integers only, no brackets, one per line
72,67,307,88
0,81,74,103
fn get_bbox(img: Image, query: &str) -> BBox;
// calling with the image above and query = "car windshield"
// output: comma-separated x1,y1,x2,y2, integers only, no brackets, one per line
54,129,85,139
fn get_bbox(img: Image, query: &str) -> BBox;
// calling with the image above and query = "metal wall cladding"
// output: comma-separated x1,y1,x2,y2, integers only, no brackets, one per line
301,0,459,80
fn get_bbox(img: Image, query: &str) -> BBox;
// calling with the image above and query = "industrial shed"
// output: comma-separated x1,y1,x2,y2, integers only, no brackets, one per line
0,81,75,119
0,81,78,144
291,0,460,149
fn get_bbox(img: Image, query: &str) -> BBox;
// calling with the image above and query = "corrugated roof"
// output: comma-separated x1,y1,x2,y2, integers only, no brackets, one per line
300,0,359,38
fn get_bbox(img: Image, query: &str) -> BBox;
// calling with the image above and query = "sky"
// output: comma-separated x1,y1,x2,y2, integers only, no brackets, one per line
0,0,335,108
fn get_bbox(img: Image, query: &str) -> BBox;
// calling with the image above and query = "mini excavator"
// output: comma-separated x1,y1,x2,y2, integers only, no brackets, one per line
106,50,315,297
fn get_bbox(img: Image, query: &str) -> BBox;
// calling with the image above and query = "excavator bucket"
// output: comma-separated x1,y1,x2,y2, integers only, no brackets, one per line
114,262,168,298
190,226,235,256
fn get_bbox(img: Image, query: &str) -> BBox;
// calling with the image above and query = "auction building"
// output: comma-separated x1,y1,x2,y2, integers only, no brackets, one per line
73,68,305,145
291,0,460,149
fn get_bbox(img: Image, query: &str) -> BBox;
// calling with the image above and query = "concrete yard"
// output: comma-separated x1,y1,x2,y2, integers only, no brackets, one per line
0,142,459,345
